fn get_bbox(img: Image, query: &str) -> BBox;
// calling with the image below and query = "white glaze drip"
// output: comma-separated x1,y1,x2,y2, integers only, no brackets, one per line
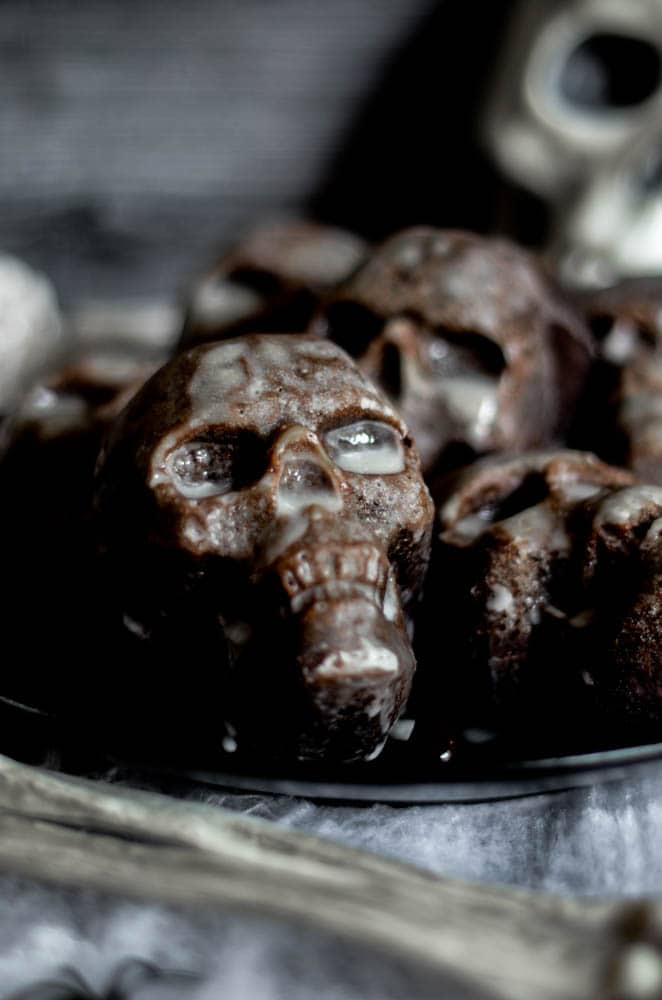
314,638,399,678
486,584,514,614
191,277,263,329
595,486,662,526
436,376,499,445
557,480,604,503
323,420,405,474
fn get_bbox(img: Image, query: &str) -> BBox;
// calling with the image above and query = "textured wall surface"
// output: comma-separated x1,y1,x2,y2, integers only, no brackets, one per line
0,0,433,302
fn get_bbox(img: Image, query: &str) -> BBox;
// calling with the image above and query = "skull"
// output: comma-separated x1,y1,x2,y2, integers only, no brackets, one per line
575,277,662,482
582,484,662,722
483,0,662,285
319,228,592,478
417,449,633,729
557,126,662,284
0,341,163,714
179,219,367,350
93,334,433,762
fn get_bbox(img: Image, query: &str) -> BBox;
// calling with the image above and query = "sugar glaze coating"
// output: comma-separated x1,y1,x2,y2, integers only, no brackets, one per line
320,228,593,476
418,450,662,729
94,334,434,761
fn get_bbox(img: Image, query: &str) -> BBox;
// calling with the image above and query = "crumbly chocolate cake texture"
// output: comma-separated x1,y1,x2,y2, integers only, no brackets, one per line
0,342,164,714
417,449,662,735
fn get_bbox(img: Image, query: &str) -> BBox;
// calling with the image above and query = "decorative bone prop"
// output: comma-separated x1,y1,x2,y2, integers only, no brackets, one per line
575,278,662,484
416,450,651,734
483,0,662,285
0,752,659,1000
179,219,367,350
319,228,592,478
93,334,433,762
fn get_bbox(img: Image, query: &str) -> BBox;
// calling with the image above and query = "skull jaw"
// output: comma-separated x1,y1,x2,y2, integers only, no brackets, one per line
226,595,415,763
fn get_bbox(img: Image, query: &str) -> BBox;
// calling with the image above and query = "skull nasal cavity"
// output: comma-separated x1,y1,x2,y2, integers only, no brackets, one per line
380,343,402,399
277,460,340,513
559,33,661,110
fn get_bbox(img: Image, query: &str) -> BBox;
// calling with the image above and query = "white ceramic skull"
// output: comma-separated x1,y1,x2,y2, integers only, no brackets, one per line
94,334,433,762
483,0,662,284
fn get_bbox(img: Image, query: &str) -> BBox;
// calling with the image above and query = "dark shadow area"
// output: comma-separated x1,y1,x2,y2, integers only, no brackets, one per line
310,0,517,240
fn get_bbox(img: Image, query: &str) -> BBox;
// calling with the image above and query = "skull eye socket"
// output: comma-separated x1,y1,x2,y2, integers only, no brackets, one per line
481,474,551,523
428,331,506,378
559,33,661,111
588,313,615,342
323,420,405,475
167,433,266,499
324,303,383,358
453,474,552,540
227,266,283,299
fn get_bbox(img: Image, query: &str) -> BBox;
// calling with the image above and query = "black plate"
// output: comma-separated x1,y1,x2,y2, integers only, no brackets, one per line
106,739,662,803
3,693,662,804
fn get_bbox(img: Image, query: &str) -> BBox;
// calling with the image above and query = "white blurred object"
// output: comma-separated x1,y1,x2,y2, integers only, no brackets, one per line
68,298,182,352
557,130,662,286
483,0,662,285
0,255,68,412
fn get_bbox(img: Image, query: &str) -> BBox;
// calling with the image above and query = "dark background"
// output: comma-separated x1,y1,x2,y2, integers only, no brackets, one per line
0,0,514,304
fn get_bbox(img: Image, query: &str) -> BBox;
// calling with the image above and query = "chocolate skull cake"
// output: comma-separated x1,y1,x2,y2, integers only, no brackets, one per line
582,483,662,723
416,449,648,735
575,277,662,484
93,334,433,762
179,219,367,350
0,341,164,714
319,228,593,477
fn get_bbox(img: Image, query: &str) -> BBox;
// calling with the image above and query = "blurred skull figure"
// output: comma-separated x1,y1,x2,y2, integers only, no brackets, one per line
483,0,662,286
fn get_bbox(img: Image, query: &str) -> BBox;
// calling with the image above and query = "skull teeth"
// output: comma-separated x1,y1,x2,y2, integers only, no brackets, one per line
290,581,385,616
279,545,389,609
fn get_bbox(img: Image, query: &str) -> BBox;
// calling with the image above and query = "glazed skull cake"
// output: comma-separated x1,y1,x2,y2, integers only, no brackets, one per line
180,219,367,350
319,228,593,476
0,341,166,712
576,277,662,484
420,448,662,728
93,334,434,761
582,483,662,722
